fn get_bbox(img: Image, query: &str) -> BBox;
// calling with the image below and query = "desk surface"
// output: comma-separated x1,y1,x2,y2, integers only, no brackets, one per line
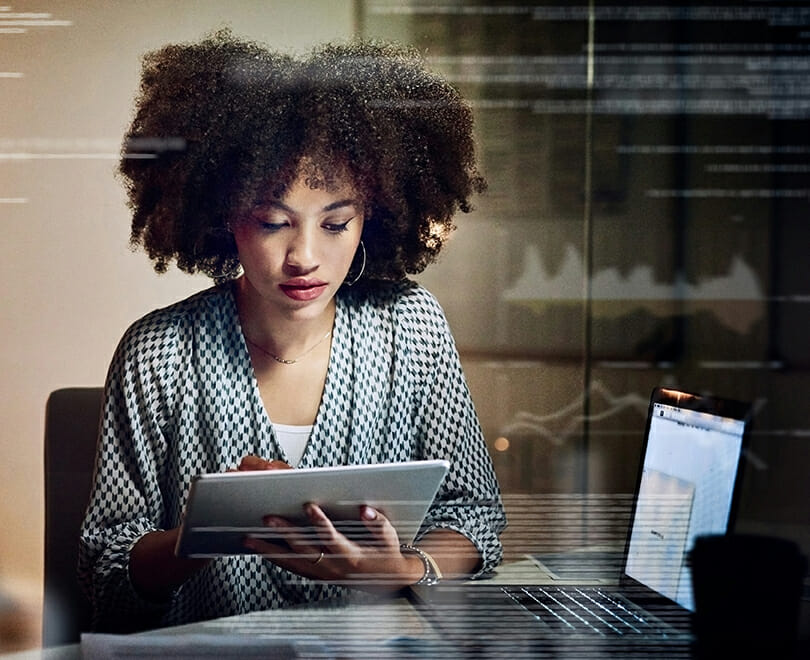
2,598,435,660
2,559,549,660
5,558,809,659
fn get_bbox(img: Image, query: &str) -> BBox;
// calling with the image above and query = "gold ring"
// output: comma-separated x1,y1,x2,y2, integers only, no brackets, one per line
311,551,325,566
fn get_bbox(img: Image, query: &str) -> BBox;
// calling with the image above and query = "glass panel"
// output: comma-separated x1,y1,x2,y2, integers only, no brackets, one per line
360,1,810,558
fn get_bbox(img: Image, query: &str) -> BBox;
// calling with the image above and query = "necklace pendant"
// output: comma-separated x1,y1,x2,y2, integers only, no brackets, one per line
245,329,333,365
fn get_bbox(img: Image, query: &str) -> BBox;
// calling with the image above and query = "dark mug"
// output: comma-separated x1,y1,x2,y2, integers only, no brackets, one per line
690,534,806,659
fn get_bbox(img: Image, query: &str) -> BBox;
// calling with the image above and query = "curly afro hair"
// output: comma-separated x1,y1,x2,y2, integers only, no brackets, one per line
119,29,486,284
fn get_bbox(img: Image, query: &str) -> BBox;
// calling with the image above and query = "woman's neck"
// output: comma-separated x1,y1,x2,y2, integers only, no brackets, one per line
233,277,336,359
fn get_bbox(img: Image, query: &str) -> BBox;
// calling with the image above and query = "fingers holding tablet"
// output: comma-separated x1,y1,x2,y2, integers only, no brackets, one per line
236,455,292,471
244,503,416,589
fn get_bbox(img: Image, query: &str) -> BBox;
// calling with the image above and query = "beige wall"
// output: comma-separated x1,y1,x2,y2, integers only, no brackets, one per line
1,0,355,630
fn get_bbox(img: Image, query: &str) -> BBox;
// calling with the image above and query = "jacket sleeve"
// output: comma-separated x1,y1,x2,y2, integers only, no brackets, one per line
404,288,507,576
77,311,178,632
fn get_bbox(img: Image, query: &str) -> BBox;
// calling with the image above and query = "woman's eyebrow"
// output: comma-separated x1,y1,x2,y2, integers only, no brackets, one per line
267,198,360,213
266,199,293,213
322,198,360,212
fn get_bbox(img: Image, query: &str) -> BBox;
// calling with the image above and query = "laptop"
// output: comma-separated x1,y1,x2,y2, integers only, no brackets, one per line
409,387,752,656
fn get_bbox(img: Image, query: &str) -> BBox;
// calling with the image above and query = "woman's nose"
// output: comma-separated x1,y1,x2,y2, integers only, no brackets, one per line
285,228,317,272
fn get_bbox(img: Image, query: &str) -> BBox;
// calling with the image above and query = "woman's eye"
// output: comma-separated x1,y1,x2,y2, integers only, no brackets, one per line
323,218,353,234
259,220,287,232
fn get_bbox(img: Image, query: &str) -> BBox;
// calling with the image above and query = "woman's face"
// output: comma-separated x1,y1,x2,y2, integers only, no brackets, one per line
232,169,365,322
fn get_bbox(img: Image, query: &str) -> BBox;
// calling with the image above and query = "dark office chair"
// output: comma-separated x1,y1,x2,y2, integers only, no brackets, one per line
42,387,103,647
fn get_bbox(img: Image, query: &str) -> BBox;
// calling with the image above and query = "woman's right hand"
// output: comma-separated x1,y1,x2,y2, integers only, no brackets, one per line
235,455,292,471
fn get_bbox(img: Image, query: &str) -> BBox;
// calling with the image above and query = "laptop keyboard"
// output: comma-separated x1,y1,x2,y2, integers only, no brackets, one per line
502,586,677,637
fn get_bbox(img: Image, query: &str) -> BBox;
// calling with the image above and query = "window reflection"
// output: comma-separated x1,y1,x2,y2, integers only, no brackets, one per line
361,1,810,557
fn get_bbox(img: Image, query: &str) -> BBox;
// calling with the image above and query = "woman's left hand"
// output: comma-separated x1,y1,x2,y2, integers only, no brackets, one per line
243,503,424,591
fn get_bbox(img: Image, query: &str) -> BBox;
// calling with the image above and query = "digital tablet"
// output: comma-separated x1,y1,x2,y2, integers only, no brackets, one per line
174,459,450,557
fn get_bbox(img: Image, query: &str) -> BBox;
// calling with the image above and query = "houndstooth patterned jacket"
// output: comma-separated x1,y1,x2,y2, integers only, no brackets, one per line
78,280,506,631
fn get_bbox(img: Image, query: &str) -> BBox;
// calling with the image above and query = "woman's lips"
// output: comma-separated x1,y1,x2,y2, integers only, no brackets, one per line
279,279,328,301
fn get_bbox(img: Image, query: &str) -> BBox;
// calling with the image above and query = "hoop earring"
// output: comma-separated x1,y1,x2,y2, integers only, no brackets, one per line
345,240,366,287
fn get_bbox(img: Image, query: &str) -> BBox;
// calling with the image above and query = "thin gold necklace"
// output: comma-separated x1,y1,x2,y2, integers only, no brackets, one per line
245,329,332,365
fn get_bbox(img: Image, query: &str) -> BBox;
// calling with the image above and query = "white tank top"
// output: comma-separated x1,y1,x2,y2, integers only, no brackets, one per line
272,423,312,467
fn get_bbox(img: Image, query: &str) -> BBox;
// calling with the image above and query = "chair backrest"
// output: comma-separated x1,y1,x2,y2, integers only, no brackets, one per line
43,387,103,647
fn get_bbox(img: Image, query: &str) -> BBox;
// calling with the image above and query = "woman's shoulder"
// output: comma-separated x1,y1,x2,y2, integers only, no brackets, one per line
118,284,232,349
345,279,446,321
342,280,451,353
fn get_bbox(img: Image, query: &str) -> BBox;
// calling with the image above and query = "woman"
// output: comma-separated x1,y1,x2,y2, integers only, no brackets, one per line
79,30,506,632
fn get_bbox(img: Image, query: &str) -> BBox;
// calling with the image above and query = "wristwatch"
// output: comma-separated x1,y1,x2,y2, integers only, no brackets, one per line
400,543,443,586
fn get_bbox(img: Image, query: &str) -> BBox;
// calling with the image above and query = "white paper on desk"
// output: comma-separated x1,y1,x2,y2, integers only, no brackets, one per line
80,633,334,659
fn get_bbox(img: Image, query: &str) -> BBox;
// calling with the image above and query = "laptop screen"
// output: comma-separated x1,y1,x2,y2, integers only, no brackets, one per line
624,395,748,612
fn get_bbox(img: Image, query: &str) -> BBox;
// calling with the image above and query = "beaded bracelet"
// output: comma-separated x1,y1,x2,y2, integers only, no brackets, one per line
400,544,443,586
